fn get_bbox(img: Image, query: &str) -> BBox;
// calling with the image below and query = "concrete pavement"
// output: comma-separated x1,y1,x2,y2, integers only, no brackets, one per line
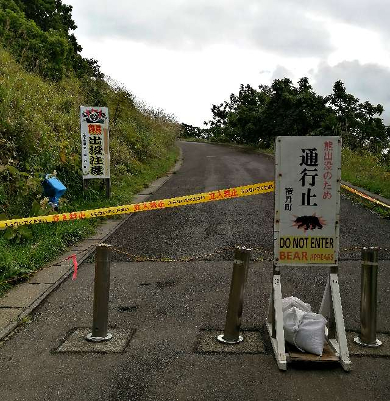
0,141,390,401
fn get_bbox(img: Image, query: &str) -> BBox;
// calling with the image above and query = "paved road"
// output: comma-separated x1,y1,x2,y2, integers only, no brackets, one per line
110,142,276,262
0,141,389,400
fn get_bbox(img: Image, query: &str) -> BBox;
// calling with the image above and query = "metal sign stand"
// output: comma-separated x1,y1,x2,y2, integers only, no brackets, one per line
269,136,351,371
266,264,352,371
319,267,352,370
266,265,287,370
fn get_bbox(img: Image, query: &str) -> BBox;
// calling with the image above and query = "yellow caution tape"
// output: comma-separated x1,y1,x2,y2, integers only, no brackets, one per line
0,181,275,229
341,184,390,210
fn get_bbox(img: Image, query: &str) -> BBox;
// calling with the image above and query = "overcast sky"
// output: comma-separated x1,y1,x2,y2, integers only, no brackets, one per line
65,0,390,126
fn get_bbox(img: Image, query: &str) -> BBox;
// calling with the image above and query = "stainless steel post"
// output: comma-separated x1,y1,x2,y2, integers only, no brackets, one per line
86,244,113,342
217,246,251,344
354,247,382,347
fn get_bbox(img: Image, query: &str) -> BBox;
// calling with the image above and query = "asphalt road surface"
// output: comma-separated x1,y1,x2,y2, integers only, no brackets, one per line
0,141,389,401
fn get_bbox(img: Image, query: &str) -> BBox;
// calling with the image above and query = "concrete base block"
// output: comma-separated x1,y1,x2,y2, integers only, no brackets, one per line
195,329,265,354
55,327,136,353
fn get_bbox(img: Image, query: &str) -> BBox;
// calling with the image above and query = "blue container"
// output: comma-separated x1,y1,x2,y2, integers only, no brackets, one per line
42,176,66,207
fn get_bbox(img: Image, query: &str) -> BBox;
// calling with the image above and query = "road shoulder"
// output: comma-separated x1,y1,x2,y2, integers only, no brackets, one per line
0,149,183,342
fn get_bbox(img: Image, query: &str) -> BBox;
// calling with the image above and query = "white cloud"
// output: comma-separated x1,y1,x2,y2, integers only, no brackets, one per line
79,38,286,125
69,0,332,56
65,0,390,126
299,0,390,41
271,65,294,81
312,60,390,121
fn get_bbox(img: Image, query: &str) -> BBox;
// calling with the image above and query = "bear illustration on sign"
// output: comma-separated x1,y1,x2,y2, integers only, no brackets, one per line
292,215,326,232
82,108,107,124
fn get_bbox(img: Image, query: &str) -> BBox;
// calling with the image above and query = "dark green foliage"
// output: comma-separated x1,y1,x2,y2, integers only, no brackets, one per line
204,77,389,153
0,0,101,80
326,80,388,152
180,123,208,139
14,0,76,35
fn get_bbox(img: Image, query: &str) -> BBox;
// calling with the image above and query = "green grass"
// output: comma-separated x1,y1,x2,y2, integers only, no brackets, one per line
0,146,179,296
341,148,390,199
340,189,390,218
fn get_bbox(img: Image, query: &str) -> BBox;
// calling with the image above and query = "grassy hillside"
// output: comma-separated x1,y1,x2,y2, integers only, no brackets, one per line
341,147,390,215
0,45,179,295
0,1,179,295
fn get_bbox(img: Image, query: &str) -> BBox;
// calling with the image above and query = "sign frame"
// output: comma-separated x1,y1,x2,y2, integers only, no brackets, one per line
274,136,341,267
267,136,351,372
80,106,110,180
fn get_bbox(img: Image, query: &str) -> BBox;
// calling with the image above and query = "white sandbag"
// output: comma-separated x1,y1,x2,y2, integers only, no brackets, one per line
294,312,327,356
283,306,306,345
282,296,311,313
283,306,327,356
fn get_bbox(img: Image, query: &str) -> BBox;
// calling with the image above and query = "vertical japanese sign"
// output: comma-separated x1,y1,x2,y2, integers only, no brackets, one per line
80,106,110,179
274,136,341,266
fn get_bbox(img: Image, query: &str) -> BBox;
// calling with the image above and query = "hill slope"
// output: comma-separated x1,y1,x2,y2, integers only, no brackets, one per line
0,1,179,293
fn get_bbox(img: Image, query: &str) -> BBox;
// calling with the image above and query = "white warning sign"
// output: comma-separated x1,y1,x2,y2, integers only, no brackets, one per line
274,136,341,266
80,106,110,179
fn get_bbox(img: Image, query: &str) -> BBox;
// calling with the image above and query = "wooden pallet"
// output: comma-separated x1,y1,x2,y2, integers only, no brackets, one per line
286,341,339,363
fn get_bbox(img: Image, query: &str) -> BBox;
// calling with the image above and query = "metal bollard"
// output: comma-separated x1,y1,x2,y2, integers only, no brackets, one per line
217,246,251,344
354,247,382,347
86,244,113,342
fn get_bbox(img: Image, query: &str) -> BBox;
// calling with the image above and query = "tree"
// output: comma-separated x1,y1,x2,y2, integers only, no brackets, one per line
260,78,299,141
0,0,103,80
326,80,388,152
15,0,76,35
205,77,390,152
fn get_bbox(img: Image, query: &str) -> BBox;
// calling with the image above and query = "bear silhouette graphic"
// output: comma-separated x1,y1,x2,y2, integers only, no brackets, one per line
292,215,325,231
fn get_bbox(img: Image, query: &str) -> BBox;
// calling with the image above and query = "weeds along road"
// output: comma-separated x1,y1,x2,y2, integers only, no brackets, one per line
1,141,390,401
